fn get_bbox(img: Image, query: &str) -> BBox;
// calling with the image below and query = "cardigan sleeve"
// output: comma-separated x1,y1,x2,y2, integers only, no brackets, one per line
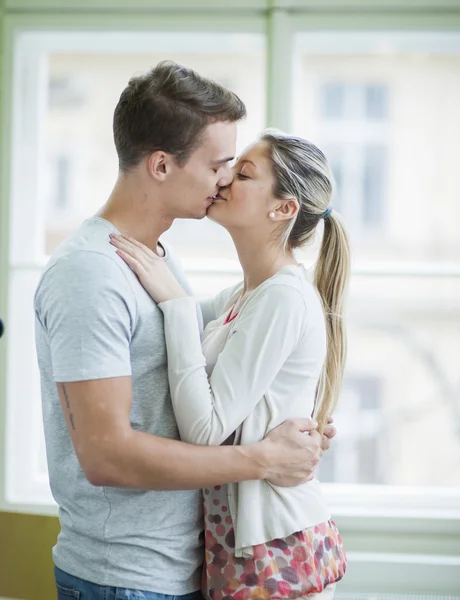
199,283,242,329
199,298,216,330
159,283,306,446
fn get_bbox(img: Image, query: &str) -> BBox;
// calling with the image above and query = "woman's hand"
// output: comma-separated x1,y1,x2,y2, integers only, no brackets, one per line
109,233,188,304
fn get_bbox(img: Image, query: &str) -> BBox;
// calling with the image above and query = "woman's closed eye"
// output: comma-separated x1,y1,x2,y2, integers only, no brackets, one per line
236,172,250,180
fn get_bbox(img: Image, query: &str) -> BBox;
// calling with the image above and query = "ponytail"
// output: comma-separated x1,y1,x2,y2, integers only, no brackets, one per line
313,210,350,433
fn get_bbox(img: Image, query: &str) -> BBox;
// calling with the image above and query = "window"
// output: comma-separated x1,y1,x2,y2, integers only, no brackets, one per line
292,31,460,491
4,26,460,501
48,74,87,108
3,29,265,510
53,155,70,210
318,376,384,485
42,35,265,262
2,14,459,595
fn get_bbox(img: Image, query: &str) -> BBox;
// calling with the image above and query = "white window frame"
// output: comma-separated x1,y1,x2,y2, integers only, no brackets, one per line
1,7,460,595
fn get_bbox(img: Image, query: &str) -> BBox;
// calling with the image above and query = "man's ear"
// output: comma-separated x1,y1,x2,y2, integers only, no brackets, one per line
147,151,172,182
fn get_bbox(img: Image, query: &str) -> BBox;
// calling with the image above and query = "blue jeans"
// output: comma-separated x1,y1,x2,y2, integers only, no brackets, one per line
54,566,204,600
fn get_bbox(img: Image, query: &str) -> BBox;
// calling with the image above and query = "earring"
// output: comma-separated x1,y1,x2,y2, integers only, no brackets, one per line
269,212,276,219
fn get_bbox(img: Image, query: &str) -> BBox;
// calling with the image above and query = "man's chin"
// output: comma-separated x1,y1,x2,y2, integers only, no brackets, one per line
186,208,208,220
187,203,222,222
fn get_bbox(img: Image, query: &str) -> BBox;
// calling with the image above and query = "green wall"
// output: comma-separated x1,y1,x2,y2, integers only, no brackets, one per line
0,3,58,599
0,512,60,600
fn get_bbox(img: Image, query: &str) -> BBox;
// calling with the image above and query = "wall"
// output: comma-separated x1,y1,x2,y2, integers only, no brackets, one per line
0,512,59,600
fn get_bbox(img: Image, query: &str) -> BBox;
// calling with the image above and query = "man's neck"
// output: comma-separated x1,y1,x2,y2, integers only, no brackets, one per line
97,176,173,254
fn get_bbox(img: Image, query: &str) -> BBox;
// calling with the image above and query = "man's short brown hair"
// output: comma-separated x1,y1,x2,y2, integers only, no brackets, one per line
113,60,246,172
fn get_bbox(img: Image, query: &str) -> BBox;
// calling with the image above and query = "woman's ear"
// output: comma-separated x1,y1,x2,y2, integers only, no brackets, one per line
275,198,299,220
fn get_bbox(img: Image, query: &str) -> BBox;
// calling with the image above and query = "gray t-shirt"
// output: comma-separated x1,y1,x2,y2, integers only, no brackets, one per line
34,217,204,594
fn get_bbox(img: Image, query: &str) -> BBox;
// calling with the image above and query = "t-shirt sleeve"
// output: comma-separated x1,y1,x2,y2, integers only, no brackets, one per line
159,283,306,446
34,252,136,383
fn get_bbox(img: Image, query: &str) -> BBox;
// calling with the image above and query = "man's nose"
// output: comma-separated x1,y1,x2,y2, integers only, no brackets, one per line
217,164,234,188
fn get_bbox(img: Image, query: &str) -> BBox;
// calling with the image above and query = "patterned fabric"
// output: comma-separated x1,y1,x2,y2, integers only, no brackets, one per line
202,485,346,600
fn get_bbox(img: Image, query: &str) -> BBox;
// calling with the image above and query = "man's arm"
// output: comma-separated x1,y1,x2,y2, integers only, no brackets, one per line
38,251,324,490
57,376,322,490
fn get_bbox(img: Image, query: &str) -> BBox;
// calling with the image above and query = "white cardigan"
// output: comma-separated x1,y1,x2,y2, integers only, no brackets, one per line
159,265,331,557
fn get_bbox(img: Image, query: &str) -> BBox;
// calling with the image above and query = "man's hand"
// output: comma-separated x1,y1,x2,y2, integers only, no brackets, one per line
258,418,322,487
322,417,337,453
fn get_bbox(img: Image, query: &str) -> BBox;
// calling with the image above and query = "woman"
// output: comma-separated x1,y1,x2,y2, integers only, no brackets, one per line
110,130,350,599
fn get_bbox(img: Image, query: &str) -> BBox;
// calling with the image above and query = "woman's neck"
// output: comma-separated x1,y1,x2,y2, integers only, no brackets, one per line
230,229,298,294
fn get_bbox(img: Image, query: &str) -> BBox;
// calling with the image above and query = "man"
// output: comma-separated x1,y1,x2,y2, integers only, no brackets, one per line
34,61,335,600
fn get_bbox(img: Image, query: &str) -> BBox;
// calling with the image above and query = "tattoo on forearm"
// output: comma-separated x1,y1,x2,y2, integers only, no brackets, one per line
61,383,76,430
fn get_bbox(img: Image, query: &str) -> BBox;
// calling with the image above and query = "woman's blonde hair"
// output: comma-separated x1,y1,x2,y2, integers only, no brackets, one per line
261,129,351,433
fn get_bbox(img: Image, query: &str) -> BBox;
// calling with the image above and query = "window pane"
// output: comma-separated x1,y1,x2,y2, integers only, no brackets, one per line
54,155,71,210
365,84,388,119
321,82,345,119
43,34,266,260
363,144,386,225
6,31,265,508
293,32,460,262
317,273,460,487
317,375,384,484
5,269,54,506
294,32,460,487
323,144,344,214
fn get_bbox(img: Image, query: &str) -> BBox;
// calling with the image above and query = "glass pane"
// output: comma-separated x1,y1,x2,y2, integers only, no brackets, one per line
293,32,460,261
5,269,54,506
6,31,264,510
294,33,460,487
365,84,388,119
316,272,460,487
323,144,344,214
321,82,345,119
363,144,386,225
43,34,266,260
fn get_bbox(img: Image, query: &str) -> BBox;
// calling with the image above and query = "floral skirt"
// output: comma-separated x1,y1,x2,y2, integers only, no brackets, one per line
202,485,347,600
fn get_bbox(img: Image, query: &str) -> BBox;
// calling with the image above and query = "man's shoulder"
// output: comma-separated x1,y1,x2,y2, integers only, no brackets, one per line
42,218,127,282
35,221,135,312
39,248,124,293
